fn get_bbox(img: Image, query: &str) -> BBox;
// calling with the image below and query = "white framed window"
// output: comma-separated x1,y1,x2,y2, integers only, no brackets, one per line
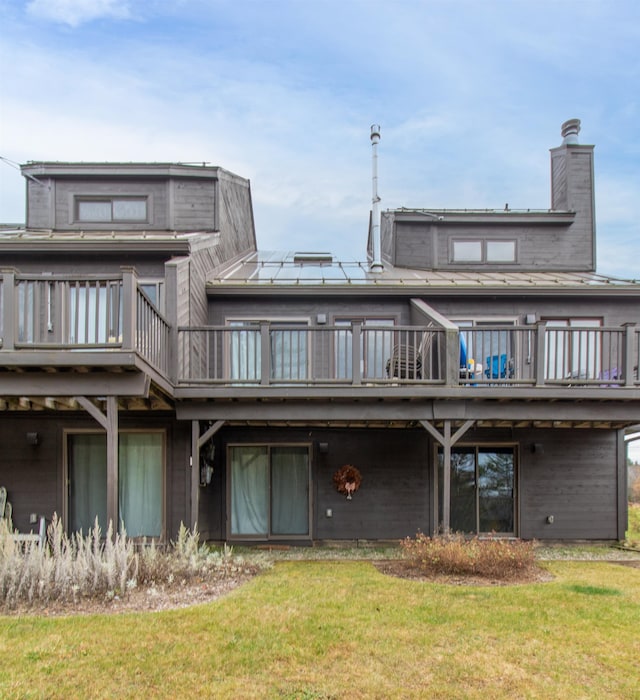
486,240,516,262
452,240,482,262
76,197,148,223
451,239,517,263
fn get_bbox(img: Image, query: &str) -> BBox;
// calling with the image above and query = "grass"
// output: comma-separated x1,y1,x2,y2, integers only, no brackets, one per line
1,559,639,699
627,502,640,546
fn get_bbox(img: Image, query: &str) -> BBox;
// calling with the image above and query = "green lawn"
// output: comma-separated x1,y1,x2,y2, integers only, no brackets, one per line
1,560,639,699
627,502,640,544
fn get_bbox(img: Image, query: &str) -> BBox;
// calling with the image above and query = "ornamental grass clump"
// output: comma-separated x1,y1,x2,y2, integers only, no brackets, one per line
1,515,261,611
0,515,136,609
401,532,536,580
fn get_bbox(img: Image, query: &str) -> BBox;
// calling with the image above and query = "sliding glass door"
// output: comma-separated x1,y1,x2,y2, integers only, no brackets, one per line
67,432,163,537
229,445,310,539
438,446,516,534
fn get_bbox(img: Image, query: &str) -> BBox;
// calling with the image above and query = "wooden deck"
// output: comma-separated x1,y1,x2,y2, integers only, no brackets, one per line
1,271,638,398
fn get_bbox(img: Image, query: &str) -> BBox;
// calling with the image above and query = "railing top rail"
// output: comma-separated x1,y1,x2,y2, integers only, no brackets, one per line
410,298,459,331
544,325,625,332
14,272,124,282
136,287,171,325
177,323,447,332
178,319,640,334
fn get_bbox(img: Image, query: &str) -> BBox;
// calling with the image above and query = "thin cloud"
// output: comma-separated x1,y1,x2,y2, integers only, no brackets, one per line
26,0,132,27
1,1,638,274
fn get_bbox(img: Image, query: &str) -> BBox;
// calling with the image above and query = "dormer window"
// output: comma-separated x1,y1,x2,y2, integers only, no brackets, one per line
452,240,482,262
452,239,516,264
486,240,516,262
76,197,148,223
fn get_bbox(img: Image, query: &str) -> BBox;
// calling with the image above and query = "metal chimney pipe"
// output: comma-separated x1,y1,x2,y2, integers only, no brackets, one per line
370,124,383,271
561,118,581,145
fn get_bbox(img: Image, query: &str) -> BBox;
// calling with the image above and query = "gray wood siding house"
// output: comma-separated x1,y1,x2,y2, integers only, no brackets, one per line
1,121,639,544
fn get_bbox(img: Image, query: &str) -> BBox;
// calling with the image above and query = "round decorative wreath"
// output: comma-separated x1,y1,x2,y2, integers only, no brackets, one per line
333,464,362,500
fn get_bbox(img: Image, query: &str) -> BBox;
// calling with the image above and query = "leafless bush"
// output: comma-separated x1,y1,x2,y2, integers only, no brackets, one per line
401,532,536,580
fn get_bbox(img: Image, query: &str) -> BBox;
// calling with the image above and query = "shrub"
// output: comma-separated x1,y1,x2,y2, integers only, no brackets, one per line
401,532,536,580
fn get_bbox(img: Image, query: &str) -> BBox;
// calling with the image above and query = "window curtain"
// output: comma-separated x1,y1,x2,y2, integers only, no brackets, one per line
69,284,110,344
17,281,34,343
545,319,601,379
335,319,394,380
230,446,269,535
270,328,308,380
335,323,353,379
68,434,108,534
118,433,163,537
229,322,261,381
271,447,309,535
364,320,394,378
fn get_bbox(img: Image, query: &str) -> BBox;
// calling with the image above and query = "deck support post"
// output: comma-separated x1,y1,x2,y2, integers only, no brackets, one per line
75,395,119,537
105,396,119,537
419,419,475,534
191,419,226,531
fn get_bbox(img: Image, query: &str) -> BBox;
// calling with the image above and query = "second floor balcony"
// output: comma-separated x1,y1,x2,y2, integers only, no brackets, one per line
1,270,638,396
176,321,640,391
0,269,170,377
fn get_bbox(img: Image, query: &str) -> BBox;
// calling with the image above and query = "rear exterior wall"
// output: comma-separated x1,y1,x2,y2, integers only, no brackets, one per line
197,425,622,542
0,413,191,539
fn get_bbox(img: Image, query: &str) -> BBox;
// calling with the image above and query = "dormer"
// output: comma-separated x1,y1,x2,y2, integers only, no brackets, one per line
20,161,254,237
375,119,596,273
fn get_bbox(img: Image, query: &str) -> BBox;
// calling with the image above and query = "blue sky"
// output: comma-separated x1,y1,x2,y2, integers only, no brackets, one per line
0,0,639,280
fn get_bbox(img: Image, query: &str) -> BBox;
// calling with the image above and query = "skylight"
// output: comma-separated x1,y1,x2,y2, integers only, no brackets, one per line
293,252,333,263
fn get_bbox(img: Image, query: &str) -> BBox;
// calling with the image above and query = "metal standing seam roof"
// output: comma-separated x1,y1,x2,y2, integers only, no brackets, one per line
206,251,640,290
1,232,637,290
0,227,212,241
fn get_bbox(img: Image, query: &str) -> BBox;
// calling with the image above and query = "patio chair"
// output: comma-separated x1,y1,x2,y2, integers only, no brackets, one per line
0,486,46,547
484,354,513,380
599,367,621,387
386,344,422,379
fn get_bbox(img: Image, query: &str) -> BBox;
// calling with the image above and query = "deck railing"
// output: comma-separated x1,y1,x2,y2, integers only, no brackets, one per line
1,268,637,390
0,269,170,374
177,322,638,388
178,324,446,385
135,287,170,374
